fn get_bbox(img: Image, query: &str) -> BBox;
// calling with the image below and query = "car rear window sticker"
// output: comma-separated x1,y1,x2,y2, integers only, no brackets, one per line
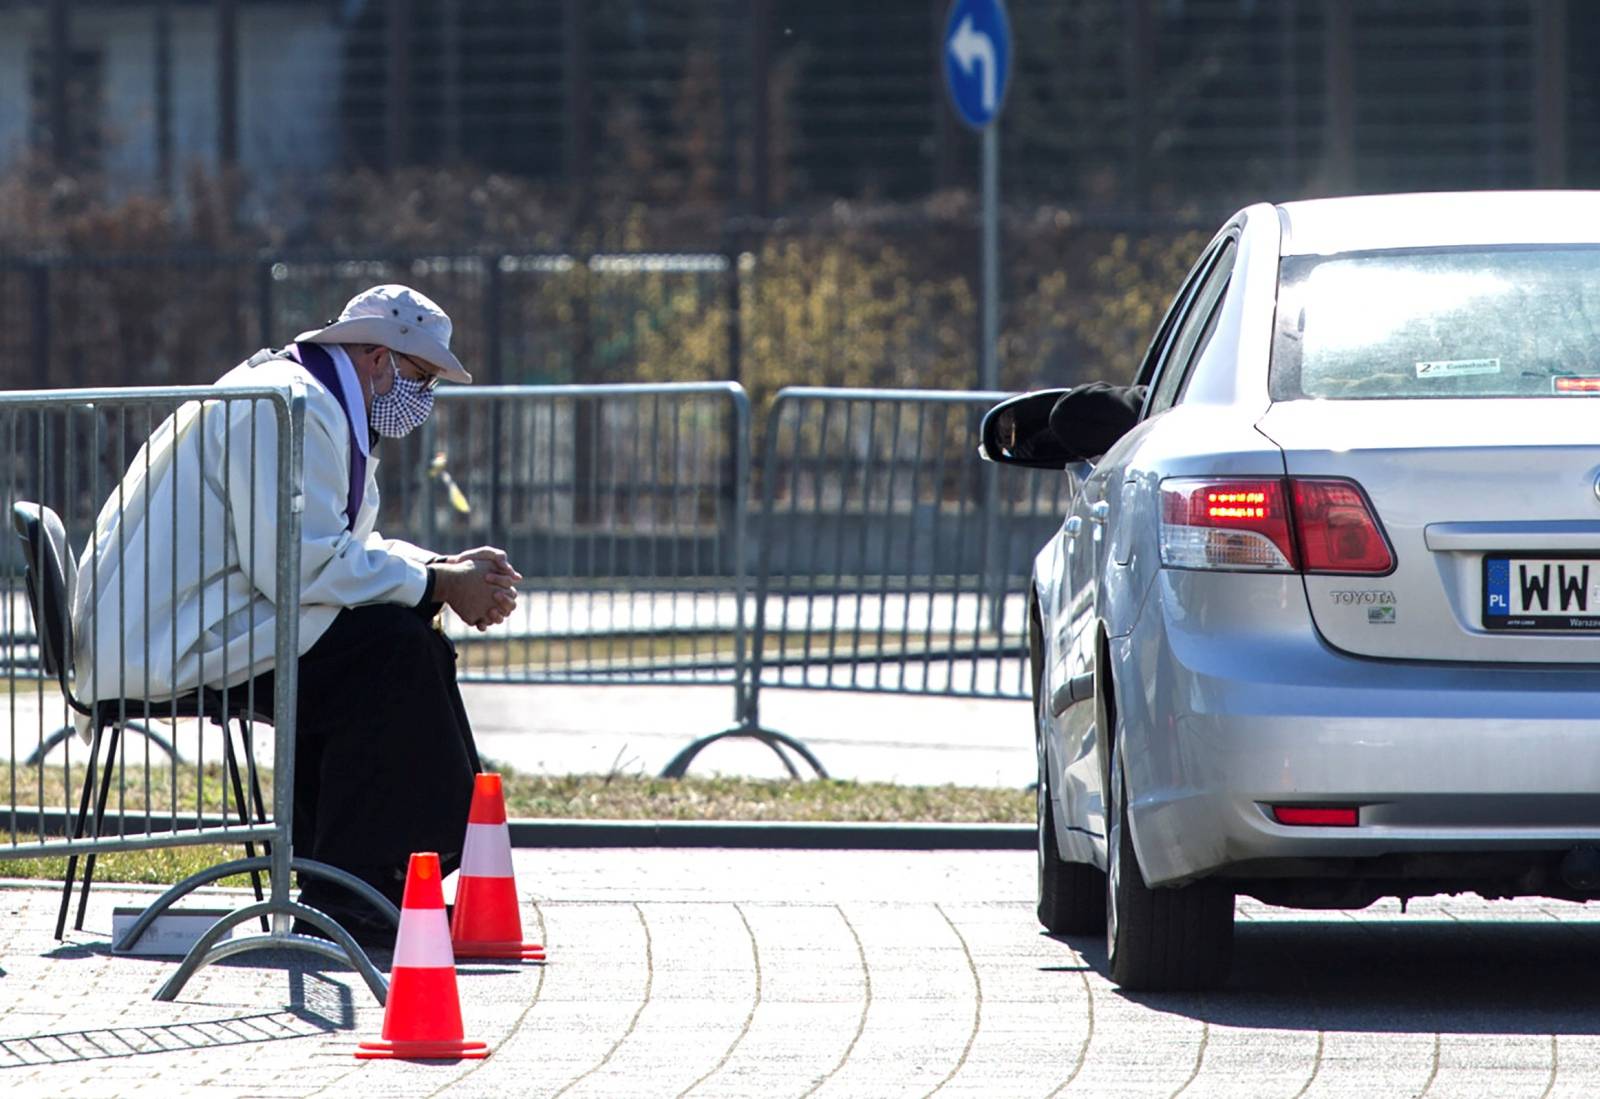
1414,358,1500,378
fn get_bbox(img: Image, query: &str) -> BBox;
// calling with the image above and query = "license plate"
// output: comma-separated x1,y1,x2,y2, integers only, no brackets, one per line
1483,556,1600,630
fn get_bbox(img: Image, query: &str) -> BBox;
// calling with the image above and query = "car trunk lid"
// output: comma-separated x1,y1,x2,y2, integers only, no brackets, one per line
1257,398,1600,663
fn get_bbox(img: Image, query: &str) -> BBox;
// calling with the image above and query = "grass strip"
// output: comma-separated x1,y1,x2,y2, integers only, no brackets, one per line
0,839,262,887
0,765,1029,885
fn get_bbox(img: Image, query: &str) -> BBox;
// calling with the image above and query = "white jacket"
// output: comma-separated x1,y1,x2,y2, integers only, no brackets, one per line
70,355,433,713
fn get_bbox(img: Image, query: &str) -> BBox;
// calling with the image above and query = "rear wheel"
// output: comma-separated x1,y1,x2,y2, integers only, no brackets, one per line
1036,735,1106,934
1105,738,1234,990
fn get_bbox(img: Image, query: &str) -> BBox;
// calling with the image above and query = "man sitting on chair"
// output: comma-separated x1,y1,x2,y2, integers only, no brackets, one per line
71,284,520,944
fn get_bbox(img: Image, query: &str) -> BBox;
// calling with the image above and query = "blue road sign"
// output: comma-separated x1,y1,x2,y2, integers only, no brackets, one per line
943,0,1012,130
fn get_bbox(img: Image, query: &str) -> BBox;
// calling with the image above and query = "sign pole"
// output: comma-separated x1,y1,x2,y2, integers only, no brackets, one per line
944,0,1011,631
981,121,999,393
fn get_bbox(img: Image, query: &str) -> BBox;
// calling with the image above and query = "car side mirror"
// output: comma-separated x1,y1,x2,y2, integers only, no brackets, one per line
978,389,1075,469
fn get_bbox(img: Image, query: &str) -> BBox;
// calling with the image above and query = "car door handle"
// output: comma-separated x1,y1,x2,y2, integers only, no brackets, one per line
1090,501,1110,522
1065,516,1083,534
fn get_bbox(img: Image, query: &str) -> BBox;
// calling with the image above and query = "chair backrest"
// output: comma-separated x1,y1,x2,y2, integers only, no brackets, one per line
11,501,84,711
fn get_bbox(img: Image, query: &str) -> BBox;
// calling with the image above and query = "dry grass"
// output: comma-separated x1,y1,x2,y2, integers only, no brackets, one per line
0,763,1029,884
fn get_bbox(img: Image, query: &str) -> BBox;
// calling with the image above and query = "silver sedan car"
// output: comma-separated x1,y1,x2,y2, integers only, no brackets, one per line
982,191,1600,991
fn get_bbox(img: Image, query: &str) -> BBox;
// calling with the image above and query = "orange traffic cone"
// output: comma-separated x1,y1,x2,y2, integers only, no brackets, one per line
451,773,547,961
355,852,489,1060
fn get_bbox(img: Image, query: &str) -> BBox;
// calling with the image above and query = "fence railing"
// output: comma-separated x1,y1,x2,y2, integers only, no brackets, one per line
661,387,1067,777
0,384,397,1005
357,383,1059,778
377,383,752,692
0,381,1053,1002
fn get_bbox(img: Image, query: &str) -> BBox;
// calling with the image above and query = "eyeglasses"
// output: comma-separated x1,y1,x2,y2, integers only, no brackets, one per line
393,352,440,392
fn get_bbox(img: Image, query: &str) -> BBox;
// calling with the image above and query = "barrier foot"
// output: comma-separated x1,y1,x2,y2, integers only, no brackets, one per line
660,725,829,780
114,855,400,1005
153,900,389,1005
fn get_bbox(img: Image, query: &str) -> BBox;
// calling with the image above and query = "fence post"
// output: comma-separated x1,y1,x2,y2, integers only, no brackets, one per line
29,262,51,390
723,238,742,385
485,258,505,539
484,257,504,384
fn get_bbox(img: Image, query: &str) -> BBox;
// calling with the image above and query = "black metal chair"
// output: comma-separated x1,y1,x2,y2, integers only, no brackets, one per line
11,502,270,939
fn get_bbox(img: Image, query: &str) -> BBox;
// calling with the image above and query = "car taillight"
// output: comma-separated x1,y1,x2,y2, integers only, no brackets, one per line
1290,479,1394,573
1159,476,1392,575
1160,479,1297,571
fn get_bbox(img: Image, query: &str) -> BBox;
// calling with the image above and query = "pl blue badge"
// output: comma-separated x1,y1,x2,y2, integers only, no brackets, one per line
1485,558,1510,616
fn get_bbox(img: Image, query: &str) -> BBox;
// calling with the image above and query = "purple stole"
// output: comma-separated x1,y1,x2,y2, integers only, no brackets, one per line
284,342,366,528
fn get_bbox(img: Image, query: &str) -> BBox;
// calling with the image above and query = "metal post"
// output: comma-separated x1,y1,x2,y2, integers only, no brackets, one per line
980,124,999,393
29,264,51,390
484,259,504,384
979,123,1001,629
268,392,305,932
724,242,742,385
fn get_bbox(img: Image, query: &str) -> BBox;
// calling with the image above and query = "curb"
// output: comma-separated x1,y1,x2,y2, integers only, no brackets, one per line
7,808,1033,852
507,818,1033,850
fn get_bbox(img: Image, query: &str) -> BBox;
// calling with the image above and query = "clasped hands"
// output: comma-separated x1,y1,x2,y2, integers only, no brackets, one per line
431,545,521,630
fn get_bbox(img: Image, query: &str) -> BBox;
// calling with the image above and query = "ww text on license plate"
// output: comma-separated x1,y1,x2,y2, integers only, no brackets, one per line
1483,555,1600,631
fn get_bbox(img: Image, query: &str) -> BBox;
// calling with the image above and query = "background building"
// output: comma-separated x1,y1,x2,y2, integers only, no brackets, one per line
0,0,1589,392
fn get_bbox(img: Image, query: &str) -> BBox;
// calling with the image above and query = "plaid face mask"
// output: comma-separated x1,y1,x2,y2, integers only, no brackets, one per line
370,354,436,438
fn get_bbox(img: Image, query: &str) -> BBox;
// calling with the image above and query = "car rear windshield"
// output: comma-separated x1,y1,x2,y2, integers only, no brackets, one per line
1271,246,1600,400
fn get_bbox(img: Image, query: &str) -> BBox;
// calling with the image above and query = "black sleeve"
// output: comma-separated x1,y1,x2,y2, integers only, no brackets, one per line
1048,382,1148,460
415,564,439,609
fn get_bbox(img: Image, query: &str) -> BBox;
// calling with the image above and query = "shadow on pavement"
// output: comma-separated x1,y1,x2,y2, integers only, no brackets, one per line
1051,916,1600,1036
0,1005,345,1069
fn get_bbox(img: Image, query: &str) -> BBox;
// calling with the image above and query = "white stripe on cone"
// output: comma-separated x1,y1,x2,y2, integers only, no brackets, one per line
460,821,515,878
393,908,456,968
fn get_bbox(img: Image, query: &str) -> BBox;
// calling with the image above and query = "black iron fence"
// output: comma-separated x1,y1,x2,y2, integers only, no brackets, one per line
0,213,1210,400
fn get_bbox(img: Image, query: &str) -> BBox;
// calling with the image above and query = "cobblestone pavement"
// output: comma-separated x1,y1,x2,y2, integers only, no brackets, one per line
4,848,1600,1098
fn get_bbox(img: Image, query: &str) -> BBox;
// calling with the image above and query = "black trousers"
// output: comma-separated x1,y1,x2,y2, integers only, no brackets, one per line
254,603,481,910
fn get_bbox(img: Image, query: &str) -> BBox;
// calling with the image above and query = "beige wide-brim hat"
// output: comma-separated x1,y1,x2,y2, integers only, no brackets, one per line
294,283,472,384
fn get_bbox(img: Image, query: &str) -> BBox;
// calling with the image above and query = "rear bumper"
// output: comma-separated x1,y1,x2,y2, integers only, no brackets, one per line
1121,571,1600,887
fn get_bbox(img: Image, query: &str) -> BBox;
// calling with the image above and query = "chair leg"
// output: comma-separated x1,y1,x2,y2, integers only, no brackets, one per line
56,723,105,940
74,721,123,933
222,720,269,931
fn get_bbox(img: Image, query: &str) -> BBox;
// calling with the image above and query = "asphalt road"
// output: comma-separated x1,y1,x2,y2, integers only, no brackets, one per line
5,848,1600,1098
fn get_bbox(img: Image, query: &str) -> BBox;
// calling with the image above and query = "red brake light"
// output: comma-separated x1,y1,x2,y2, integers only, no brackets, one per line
1160,479,1297,571
1272,806,1359,827
1290,479,1393,574
1160,476,1392,575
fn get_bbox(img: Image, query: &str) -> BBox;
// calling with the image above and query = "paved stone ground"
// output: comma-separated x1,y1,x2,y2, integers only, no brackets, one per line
4,848,1600,1098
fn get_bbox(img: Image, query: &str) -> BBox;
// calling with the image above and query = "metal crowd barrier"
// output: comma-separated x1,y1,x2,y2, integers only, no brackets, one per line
0,385,393,1005
661,387,1070,778
376,382,752,691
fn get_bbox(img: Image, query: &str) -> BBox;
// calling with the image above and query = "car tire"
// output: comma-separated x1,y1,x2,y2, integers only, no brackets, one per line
1037,742,1107,935
1105,739,1234,990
